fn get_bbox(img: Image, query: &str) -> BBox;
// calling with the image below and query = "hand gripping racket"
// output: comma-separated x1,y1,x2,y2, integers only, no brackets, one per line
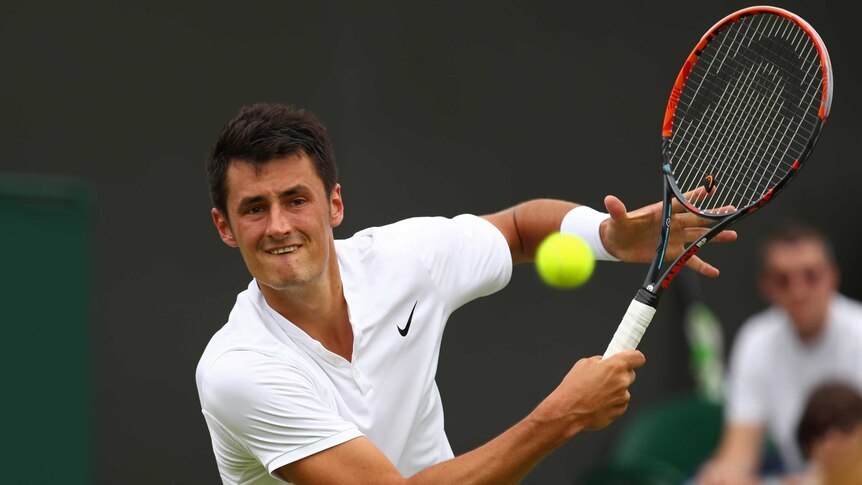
603,6,833,358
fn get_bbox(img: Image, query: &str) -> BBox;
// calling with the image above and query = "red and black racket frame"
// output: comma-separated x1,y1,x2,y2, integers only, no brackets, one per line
632,5,833,310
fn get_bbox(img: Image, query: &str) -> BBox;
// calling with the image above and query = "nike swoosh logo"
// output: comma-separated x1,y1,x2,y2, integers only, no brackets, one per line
397,301,418,337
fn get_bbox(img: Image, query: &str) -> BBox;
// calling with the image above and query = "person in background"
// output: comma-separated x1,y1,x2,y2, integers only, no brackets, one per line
790,381,862,485
697,222,862,485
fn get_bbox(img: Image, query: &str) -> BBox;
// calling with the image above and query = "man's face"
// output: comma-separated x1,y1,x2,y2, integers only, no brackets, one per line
211,154,343,292
760,240,838,340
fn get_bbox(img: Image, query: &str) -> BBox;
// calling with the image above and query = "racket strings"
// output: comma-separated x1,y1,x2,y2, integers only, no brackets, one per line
675,15,820,211
675,64,798,207
668,12,823,214
675,76,807,210
677,17,819,210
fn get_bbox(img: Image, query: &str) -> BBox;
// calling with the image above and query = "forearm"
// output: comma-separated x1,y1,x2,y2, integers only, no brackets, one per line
698,424,765,484
408,351,642,485
713,424,764,471
407,404,575,485
284,402,583,485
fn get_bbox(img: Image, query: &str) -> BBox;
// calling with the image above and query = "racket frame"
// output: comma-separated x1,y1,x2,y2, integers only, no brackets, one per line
636,6,833,307
609,6,834,354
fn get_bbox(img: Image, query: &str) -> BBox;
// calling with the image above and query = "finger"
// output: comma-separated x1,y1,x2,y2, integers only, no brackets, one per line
606,349,646,368
684,227,710,243
674,212,717,228
681,185,708,201
673,188,736,216
710,229,738,243
670,197,691,215
684,227,738,244
672,187,707,214
685,255,720,278
616,398,631,414
672,185,719,213
692,185,726,208
603,195,629,221
704,204,736,215
613,390,632,408
673,207,735,228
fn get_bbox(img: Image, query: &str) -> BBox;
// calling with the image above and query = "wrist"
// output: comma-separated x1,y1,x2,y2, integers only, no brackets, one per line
560,206,619,261
530,393,585,445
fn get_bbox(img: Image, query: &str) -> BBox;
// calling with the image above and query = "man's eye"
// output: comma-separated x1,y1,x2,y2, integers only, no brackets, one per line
290,199,307,207
246,206,263,215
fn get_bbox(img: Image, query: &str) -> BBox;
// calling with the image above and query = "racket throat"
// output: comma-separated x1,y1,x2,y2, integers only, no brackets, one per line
634,287,659,308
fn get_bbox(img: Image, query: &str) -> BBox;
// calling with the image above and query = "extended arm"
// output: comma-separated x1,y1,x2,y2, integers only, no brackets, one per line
277,351,646,484
482,196,737,275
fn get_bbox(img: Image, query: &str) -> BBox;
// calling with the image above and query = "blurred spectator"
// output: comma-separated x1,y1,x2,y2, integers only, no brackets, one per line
697,222,862,484
790,382,862,485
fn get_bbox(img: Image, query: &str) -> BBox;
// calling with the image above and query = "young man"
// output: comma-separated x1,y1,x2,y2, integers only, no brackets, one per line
698,223,862,485
196,103,736,484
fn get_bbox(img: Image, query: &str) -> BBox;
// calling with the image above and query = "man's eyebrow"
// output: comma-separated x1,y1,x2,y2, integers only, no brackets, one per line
237,195,264,208
236,185,311,209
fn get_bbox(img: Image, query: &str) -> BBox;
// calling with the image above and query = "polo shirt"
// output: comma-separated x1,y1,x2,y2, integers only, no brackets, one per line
196,214,512,484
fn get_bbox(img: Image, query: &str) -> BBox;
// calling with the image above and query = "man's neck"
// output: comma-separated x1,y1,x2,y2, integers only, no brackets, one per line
797,323,827,343
259,262,354,362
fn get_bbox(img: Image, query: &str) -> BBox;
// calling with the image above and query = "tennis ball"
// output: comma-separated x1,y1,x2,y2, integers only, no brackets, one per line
535,232,595,289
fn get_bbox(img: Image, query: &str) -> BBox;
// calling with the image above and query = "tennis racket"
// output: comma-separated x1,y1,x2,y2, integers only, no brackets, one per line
603,6,833,358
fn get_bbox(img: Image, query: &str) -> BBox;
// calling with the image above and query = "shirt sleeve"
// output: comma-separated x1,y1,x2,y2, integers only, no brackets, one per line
199,350,363,475
724,322,770,425
383,214,513,310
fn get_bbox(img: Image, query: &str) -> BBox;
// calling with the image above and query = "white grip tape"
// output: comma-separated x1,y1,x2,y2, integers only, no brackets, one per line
603,299,657,359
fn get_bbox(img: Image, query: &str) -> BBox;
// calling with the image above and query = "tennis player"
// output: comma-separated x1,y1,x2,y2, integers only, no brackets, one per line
195,103,736,484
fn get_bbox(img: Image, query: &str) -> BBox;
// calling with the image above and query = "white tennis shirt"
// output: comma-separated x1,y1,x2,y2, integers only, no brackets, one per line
196,215,512,484
725,293,862,471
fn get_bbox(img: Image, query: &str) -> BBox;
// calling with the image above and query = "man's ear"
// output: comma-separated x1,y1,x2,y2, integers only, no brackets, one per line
330,184,344,228
212,208,238,247
826,263,840,292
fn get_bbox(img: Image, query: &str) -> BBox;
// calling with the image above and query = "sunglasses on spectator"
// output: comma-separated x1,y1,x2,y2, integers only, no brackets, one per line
764,266,830,290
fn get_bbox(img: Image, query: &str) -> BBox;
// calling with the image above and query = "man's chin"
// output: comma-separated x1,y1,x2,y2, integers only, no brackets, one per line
258,275,307,291
792,316,826,340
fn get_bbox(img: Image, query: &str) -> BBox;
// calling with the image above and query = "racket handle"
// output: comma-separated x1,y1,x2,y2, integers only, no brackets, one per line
603,297,657,359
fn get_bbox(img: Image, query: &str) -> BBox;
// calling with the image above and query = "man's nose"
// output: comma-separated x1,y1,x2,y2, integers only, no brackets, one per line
266,205,293,237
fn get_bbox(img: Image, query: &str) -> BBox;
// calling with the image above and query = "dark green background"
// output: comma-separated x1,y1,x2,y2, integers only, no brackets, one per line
2,1,860,483
1,175,93,484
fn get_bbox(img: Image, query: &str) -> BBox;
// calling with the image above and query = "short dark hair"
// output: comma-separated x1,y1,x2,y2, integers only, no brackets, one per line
760,220,836,267
206,103,338,216
796,382,862,459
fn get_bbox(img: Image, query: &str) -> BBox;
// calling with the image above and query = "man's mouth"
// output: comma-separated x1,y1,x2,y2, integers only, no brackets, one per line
269,245,300,255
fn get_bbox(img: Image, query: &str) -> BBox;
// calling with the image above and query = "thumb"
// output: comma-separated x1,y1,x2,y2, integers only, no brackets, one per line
604,195,628,221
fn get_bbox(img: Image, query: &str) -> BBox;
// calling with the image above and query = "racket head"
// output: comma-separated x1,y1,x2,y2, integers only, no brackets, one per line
661,6,833,219
609,7,834,357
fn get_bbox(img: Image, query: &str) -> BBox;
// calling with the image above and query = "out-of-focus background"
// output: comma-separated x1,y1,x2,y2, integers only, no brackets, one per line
2,1,859,483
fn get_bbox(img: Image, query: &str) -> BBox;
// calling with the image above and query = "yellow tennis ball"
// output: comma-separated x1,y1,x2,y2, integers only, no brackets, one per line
535,232,595,289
